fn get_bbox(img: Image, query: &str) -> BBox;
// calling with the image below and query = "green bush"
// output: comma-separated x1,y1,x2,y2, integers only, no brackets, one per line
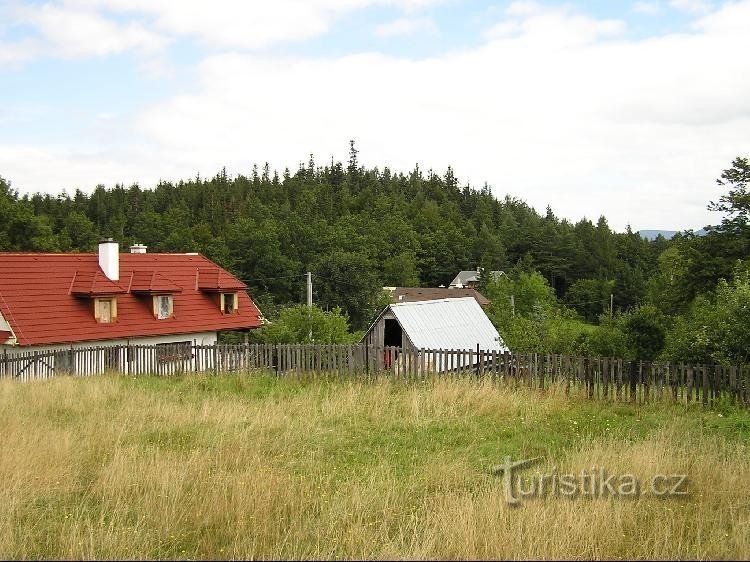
250,304,358,344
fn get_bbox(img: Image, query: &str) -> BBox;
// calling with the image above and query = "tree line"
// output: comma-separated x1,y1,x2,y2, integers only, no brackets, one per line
1,145,747,364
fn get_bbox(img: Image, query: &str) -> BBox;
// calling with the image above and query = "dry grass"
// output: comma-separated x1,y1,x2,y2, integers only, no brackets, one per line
0,372,748,560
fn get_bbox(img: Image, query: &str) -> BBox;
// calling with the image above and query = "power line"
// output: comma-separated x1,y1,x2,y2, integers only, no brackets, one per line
238,273,306,283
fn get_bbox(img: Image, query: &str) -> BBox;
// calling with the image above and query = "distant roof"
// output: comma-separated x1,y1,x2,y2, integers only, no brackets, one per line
449,270,505,287
0,253,262,346
387,287,490,307
383,297,507,352
450,270,480,287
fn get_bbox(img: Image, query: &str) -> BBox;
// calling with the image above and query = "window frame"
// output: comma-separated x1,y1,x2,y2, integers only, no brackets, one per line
154,295,174,320
221,292,239,315
94,297,117,324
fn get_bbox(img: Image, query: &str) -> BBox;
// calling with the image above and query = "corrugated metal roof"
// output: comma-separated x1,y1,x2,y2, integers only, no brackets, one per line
390,297,507,352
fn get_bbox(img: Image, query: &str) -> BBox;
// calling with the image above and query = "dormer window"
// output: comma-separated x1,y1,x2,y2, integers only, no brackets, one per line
221,292,238,314
95,298,117,324
154,295,174,320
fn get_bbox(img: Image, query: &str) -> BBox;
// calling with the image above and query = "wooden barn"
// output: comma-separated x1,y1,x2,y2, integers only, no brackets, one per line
360,297,508,372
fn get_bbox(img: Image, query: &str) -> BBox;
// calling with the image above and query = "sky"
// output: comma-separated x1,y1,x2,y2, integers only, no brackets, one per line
1,0,749,232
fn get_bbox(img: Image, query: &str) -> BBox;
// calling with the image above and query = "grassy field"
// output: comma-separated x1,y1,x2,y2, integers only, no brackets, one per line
1,372,749,560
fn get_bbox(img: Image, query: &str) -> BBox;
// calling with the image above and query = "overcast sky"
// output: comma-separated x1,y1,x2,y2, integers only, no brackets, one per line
2,0,749,232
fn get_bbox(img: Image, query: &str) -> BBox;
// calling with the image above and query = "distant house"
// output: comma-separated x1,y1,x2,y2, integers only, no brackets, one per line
449,269,505,289
384,286,490,308
0,240,263,361
360,297,508,372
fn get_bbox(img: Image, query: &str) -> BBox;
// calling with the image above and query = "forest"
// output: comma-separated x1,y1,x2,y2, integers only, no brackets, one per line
1,144,748,365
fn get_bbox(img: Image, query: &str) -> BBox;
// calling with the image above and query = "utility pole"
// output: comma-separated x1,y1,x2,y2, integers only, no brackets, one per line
510,295,515,317
610,293,613,320
306,272,313,342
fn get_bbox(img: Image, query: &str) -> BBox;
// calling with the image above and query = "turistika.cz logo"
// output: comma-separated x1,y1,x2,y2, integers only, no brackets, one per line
491,456,688,505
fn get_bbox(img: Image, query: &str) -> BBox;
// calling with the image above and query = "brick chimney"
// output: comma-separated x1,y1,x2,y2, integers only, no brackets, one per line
98,238,119,281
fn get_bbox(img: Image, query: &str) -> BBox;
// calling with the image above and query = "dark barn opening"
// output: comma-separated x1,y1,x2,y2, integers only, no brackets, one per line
384,318,403,348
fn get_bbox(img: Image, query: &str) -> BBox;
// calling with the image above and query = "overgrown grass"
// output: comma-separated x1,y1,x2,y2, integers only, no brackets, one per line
1,372,748,559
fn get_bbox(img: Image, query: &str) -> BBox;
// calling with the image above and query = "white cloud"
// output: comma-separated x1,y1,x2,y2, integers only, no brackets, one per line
505,1,543,17
633,1,662,15
17,3,167,58
0,37,40,66
374,16,437,37
669,0,713,13
40,0,443,50
485,3,625,46
0,0,443,67
2,0,750,232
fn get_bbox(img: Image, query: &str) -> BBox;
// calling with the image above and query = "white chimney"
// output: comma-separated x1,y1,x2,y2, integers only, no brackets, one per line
98,238,119,281
130,243,147,254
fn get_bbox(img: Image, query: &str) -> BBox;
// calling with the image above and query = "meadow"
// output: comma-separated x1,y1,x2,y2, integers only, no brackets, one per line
0,372,748,560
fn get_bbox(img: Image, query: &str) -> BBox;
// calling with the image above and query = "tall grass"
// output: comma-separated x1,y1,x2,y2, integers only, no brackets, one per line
0,372,748,559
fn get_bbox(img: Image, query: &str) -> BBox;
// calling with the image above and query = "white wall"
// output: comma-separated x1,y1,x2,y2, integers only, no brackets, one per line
0,310,11,332
0,311,14,345
1,331,217,354
0,331,218,379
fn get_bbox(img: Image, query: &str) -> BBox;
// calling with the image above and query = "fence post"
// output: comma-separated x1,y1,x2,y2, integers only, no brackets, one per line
244,334,250,373
702,364,709,407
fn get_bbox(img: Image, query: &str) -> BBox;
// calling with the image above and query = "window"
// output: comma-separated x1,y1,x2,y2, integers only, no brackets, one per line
95,298,117,323
222,292,238,314
154,295,174,319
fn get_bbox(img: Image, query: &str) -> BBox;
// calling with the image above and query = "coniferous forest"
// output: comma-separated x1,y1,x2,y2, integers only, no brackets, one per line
1,144,748,364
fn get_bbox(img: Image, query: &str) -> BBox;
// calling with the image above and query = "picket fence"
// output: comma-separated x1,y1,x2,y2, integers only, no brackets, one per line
1,343,748,407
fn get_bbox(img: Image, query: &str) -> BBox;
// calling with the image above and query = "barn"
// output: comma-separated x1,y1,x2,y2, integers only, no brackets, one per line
360,297,508,371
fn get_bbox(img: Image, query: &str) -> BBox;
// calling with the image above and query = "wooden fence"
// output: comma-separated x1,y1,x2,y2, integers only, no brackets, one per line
1,343,748,407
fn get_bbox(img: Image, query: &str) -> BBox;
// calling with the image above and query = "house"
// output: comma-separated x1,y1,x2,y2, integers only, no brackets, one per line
449,269,505,289
360,297,508,372
0,240,263,368
384,286,490,308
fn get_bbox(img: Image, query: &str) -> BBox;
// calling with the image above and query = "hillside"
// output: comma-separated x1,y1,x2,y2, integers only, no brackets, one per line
0,154,669,329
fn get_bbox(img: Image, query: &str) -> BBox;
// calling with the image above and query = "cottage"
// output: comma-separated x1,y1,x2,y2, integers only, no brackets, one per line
360,297,508,372
449,269,505,289
0,240,263,370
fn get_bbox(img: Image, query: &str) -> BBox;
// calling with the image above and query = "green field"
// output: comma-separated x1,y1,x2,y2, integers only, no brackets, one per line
1,372,748,559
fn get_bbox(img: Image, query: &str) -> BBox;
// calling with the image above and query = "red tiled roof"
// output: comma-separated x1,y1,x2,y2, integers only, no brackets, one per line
70,270,127,296
128,270,182,294
0,330,11,343
197,268,247,292
0,253,263,346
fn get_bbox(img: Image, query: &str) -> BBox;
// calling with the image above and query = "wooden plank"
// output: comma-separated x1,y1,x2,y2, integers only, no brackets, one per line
702,364,709,406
